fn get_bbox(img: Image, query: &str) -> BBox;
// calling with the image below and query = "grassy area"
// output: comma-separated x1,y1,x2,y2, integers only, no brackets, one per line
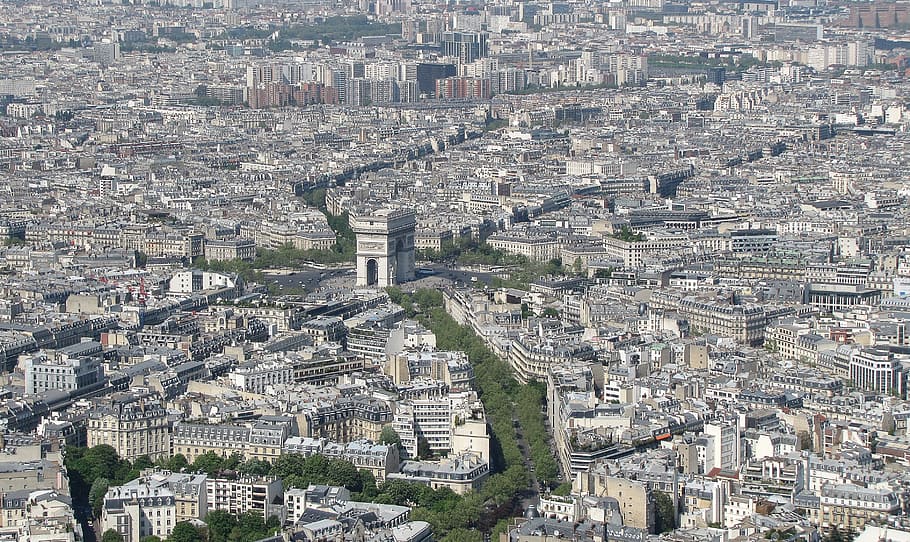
286,16,400,41
649,53,777,72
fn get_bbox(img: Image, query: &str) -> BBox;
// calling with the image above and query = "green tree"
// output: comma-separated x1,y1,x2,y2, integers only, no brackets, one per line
226,511,275,542
204,510,238,542
417,435,432,459
74,445,123,483
375,480,420,506
825,526,845,542
572,257,583,275
89,477,110,517
654,490,677,534
380,425,402,447
325,458,362,492
357,469,379,500
163,454,189,472
412,289,444,312
102,530,124,542
544,258,563,275
441,528,483,542
141,537,163,542
167,522,204,542
222,453,242,472
612,226,644,242
238,458,271,476
191,452,225,476
133,455,154,471
552,482,573,496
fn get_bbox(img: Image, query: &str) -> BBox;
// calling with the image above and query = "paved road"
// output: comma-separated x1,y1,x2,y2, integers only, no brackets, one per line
265,266,354,292
408,263,497,288
513,415,542,511
263,262,500,295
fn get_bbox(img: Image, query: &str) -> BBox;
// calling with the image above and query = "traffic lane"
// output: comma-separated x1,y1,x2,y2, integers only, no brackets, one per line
265,267,353,290
420,264,497,285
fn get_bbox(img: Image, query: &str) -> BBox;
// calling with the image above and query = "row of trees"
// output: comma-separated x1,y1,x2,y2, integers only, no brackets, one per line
65,445,153,517
420,303,528,469
194,225,354,282
417,239,528,268
65,444,380,522
157,450,378,500
413,292,570,540
102,510,280,542
384,288,540,542
386,288,444,319
302,188,357,257
389,287,564,539
514,383,560,487
83,442,523,542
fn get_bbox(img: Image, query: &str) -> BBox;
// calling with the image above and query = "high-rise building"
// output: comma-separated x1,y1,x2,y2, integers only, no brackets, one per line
440,31,489,64
706,66,726,86
416,63,456,95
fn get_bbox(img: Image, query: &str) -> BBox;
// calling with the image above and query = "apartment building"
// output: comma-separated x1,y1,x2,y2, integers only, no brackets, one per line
577,472,654,533
300,395,392,443
289,351,364,386
206,476,283,521
729,228,778,254
283,438,400,481
850,348,905,397
228,360,294,394
23,352,103,396
765,321,836,365
121,470,208,523
143,231,204,259
602,233,691,268
300,316,347,346
508,333,596,383
204,238,256,262
171,421,289,463
819,484,900,534
385,350,474,392
101,484,177,542
487,233,561,262
649,291,769,346
389,451,489,495
86,396,171,461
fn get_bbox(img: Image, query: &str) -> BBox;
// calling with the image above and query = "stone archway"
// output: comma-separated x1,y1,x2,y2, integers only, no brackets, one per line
366,258,379,286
